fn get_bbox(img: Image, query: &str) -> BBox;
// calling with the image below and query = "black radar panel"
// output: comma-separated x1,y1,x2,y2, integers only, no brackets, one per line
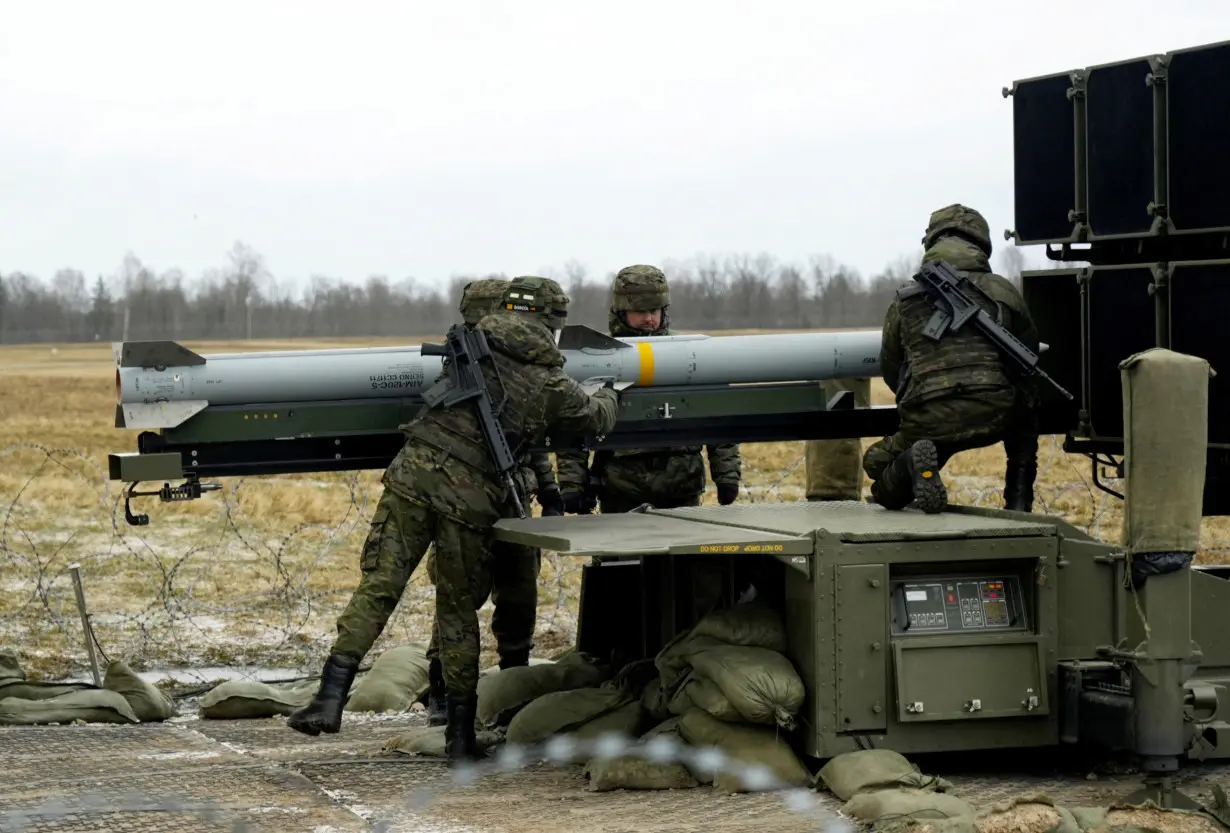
890,576,1028,636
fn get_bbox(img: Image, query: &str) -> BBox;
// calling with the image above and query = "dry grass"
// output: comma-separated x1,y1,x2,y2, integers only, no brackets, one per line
1,334,1226,680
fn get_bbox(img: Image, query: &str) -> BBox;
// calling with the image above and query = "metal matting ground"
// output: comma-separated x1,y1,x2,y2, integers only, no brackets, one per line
3,712,1230,832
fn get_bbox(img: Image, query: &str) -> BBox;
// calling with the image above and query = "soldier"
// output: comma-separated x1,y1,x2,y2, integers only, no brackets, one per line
422,278,565,728
803,378,871,503
556,265,743,514
862,204,1040,514
286,276,620,764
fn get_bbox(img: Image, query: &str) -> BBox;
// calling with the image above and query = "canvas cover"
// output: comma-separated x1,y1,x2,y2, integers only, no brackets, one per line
1121,348,1214,555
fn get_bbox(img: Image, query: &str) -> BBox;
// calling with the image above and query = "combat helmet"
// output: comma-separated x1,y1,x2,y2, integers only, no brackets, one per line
921,204,993,257
610,264,670,334
459,278,508,326
499,276,570,338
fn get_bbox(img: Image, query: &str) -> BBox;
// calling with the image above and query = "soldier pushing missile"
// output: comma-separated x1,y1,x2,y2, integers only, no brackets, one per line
286,276,620,764
863,204,1041,514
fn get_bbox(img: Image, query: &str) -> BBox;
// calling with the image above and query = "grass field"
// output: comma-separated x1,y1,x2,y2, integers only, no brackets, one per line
1,334,1226,681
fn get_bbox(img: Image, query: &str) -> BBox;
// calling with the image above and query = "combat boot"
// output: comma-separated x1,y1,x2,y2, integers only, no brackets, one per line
444,691,480,765
1003,458,1037,512
425,657,447,727
287,653,358,736
498,648,530,670
903,440,947,514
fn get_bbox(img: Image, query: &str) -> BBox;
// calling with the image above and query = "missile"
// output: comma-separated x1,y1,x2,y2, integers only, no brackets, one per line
113,326,884,430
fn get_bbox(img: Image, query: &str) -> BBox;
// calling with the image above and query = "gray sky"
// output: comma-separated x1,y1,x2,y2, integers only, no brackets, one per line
0,1,1224,293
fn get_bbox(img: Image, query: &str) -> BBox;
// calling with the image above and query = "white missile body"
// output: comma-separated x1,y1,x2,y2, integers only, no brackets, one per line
114,326,884,430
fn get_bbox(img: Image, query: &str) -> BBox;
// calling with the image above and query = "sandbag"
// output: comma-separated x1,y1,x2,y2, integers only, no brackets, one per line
655,633,727,695
505,686,633,746
842,788,975,823
1103,806,1225,833
586,751,698,792
1121,348,1213,556
655,602,790,693
382,725,502,758
0,651,24,682
641,677,671,721
819,749,952,801
975,795,1079,833
480,657,555,677
477,651,608,728
609,658,660,699
688,645,805,729
0,679,95,701
668,672,741,722
677,707,810,794
0,689,140,725
573,700,645,742
585,716,699,792
1068,808,1108,831
345,644,430,713
688,601,787,653
103,660,177,722
199,678,320,719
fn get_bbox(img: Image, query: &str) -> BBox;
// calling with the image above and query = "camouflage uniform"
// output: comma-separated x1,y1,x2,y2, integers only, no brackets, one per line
422,278,564,727
287,277,620,763
804,377,871,501
862,204,1040,514
556,265,743,514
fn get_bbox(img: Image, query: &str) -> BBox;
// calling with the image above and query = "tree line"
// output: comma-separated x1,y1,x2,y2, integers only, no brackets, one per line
0,241,1054,344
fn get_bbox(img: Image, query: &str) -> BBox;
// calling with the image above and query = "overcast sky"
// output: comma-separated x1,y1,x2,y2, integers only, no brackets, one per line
0,1,1223,294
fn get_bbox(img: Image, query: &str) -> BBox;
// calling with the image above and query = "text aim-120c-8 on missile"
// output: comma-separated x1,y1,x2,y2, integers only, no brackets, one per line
113,325,884,430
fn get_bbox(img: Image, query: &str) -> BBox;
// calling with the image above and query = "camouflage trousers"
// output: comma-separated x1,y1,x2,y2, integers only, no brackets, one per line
332,488,492,698
425,541,542,664
805,377,872,501
862,391,1038,510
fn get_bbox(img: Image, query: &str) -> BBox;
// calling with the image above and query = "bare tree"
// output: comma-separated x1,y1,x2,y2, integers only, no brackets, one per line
1,247,985,344
997,246,1027,285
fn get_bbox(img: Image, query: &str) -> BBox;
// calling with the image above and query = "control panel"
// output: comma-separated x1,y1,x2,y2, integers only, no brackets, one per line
889,575,1028,635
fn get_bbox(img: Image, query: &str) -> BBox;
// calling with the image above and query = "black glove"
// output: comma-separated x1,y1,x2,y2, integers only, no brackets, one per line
716,483,740,506
562,490,597,514
537,485,565,517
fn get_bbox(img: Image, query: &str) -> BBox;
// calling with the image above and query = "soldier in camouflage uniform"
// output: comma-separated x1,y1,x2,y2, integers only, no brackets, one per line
862,204,1040,514
286,276,620,763
804,377,871,502
556,265,743,514
422,278,565,727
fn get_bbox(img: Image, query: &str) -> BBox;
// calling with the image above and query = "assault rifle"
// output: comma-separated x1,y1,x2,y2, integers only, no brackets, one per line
421,325,526,518
910,260,1074,401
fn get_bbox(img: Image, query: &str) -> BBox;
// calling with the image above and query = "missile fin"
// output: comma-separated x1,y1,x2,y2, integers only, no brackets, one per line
558,325,631,353
115,341,207,369
116,400,210,430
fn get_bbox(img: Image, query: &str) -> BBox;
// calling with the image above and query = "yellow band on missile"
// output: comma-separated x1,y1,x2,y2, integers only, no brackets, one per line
635,342,655,386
